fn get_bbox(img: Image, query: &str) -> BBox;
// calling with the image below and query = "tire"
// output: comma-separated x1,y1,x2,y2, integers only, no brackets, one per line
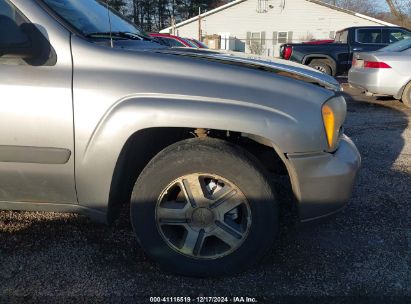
130,138,279,277
308,59,332,75
402,81,411,108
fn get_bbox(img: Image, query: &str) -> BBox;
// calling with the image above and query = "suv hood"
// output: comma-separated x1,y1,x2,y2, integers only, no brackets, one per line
112,41,341,92
161,49,342,91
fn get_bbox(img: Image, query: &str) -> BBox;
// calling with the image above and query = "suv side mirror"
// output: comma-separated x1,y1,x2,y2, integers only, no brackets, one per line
0,15,32,58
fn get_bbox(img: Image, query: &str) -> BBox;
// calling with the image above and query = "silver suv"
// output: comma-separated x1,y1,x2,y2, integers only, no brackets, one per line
0,0,361,277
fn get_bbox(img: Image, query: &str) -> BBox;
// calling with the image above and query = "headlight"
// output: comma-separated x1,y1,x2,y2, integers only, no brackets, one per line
322,96,347,151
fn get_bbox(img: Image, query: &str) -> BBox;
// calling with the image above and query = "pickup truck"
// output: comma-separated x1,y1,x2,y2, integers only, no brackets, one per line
0,0,361,277
280,26,411,76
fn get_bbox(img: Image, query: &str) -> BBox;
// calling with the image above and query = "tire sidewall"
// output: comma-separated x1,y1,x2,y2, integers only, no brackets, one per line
403,82,411,108
130,140,279,276
309,61,332,75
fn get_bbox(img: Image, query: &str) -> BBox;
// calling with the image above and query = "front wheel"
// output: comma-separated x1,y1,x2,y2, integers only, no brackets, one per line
130,138,279,277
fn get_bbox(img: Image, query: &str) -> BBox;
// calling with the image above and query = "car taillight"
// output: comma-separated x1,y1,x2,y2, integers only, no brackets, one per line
283,46,293,60
364,61,391,69
352,58,357,66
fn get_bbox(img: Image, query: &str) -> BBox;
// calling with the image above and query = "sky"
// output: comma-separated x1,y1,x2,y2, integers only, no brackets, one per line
325,0,391,12
376,0,390,12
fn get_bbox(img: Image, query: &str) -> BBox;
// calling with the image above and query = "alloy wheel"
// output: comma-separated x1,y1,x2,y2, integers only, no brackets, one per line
155,173,252,260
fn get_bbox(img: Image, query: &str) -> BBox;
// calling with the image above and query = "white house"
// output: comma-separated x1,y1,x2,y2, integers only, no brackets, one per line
161,0,395,57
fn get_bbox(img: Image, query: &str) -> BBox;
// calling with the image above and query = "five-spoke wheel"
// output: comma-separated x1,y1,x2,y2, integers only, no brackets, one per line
131,138,279,276
156,174,251,259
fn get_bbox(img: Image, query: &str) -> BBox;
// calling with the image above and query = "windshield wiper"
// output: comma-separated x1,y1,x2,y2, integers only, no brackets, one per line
85,32,153,41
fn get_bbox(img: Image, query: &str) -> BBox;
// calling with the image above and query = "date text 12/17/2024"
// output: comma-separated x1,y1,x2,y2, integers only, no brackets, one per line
149,297,258,303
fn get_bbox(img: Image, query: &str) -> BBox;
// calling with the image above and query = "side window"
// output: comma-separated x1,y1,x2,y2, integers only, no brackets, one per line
383,29,411,44
0,0,31,47
154,37,169,46
356,29,382,44
183,38,197,48
0,0,56,66
0,0,13,18
335,30,348,43
0,0,26,26
164,38,185,47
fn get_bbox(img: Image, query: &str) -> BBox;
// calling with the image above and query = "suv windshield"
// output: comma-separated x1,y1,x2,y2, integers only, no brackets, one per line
41,0,148,38
380,38,411,52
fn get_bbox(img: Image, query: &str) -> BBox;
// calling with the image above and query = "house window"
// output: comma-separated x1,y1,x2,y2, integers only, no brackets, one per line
278,32,288,44
251,32,261,43
257,0,269,13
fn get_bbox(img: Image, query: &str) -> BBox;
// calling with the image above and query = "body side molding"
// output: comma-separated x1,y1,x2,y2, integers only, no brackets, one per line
0,145,71,164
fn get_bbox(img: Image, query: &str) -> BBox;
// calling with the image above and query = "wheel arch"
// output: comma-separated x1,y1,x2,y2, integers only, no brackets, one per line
74,95,313,224
106,128,293,225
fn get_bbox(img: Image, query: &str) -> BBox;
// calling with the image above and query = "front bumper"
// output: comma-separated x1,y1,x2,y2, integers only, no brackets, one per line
287,135,361,222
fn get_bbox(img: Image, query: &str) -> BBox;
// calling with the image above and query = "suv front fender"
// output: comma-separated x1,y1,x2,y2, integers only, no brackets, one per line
74,93,322,214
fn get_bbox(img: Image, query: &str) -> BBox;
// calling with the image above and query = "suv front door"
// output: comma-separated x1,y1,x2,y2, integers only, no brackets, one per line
0,0,76,205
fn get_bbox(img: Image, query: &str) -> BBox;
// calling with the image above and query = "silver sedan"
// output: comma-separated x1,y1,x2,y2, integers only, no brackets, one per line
349,38,411,107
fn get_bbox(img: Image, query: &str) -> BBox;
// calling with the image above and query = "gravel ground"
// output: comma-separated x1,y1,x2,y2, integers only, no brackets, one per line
0,87,410,303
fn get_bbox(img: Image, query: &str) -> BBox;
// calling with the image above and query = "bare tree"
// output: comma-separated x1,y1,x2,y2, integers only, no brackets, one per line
299,32,316,42
323,0,380,16
116,0,231,32
385,0,411,26
323,0,411,28
108,0,127,12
